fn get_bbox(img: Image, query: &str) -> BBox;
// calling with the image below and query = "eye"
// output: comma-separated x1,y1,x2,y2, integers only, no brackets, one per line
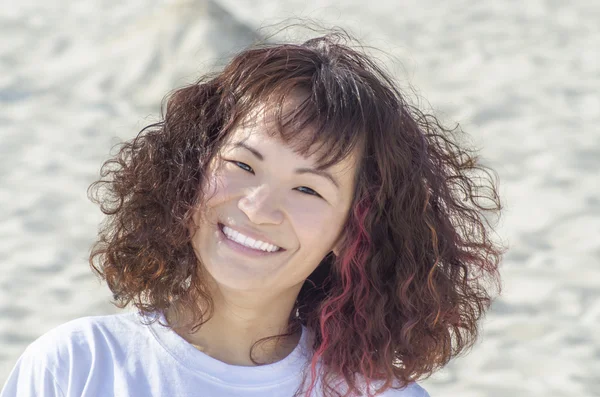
225,159,322,198
295,186,322,198
229,161,254,174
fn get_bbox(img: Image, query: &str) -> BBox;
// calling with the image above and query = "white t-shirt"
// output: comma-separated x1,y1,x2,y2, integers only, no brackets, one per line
1,312,430,397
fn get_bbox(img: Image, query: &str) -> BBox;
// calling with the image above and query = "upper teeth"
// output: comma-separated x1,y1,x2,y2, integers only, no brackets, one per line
222,226,280,252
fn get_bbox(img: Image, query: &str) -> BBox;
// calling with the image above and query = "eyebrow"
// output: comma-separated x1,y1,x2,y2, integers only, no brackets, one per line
232,142,340,189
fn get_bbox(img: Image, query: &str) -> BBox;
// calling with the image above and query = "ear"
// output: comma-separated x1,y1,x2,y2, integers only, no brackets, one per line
331,213,353,257
331,235,345,257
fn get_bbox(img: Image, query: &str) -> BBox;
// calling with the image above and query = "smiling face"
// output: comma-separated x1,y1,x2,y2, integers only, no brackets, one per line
189,106,359,294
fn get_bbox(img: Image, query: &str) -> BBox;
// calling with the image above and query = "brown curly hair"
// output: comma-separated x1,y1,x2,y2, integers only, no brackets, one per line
88,30,506,397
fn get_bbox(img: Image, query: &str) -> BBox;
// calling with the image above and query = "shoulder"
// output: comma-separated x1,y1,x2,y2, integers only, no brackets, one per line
377,382,430,397
350,378,430,397
1,312,148,397
26,311,143,359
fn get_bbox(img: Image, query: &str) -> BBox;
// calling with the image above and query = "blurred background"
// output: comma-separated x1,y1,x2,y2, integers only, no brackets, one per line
1,1,599,396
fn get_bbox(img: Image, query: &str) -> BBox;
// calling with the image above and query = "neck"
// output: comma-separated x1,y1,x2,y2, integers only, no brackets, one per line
165,281,303,366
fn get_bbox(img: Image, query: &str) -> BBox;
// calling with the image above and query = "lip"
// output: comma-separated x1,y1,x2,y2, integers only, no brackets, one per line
218,222,282,248
217,223,285,256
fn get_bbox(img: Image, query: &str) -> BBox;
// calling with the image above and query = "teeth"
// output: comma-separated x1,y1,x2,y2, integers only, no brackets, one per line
251,240,262,249
222,226,280,252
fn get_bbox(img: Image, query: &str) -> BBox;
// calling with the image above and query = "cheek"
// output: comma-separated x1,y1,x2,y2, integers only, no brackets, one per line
203,172,238,208
191,172,233,230
291,205,346,250
201,159,240,203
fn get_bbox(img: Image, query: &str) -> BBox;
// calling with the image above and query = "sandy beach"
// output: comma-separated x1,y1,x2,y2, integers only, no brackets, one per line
1,1,599,396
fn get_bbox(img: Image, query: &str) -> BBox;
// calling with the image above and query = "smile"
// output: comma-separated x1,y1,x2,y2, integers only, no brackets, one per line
219,224,281,253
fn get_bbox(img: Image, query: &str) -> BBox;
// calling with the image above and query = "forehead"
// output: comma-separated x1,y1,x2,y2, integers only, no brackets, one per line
223,108,359,176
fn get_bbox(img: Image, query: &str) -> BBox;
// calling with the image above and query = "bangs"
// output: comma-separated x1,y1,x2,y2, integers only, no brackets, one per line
238,87,367,170
215,41,390,171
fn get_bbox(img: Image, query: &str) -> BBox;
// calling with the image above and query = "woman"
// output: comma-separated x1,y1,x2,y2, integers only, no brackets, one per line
1,31,505,397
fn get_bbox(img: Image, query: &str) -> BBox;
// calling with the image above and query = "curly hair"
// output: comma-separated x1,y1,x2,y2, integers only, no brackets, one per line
88,30,506,397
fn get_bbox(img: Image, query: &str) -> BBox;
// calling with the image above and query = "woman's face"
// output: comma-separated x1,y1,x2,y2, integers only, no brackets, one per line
190,110,359,293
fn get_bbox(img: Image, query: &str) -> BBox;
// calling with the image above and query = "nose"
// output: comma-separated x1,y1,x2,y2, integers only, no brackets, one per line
237,184,284,225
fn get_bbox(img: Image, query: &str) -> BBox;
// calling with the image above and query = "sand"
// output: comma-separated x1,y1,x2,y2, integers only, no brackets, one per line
1,1,599,396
